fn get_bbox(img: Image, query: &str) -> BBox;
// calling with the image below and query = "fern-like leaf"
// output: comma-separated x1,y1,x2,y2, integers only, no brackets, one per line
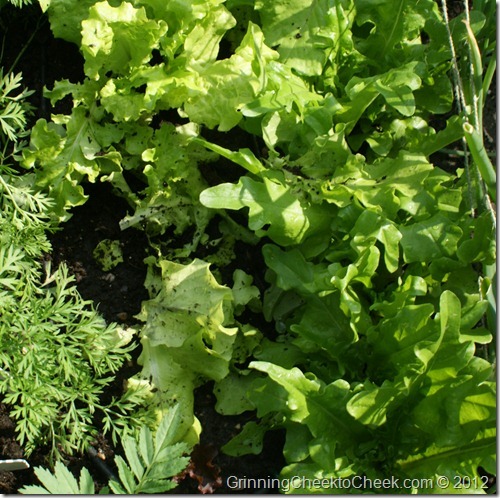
0,70,33,142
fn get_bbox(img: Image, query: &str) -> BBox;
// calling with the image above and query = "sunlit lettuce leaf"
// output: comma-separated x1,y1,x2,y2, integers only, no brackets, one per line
249,361,321,423
400,214,463,263
349,210,402,273
335,63,423,131
242,61,323,124
81,2,168,80
182,2,236,65
279,458,357,494
22,109,122,220
131,0,233,61
182,23,278,131
129,257,239,441
397,375,495,491
255,0,340,76
193,138,266,174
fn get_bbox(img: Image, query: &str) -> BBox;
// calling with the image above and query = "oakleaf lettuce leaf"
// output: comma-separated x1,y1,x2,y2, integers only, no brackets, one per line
200,172,331,246
354,0,441,64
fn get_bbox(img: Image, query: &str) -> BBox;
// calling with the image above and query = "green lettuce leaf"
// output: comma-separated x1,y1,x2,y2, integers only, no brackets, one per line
44,0,98,44
81,2,168,80
22,109,122,220
255,0,339,76
200,172,331,246
128,257,244,442
182,23,278,131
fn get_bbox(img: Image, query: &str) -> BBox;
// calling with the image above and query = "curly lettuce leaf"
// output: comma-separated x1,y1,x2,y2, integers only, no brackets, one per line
43,0,98,44
182,23,278,131
22,109,122,220
128,257,244,442
81,2,168,80
119,123,214,242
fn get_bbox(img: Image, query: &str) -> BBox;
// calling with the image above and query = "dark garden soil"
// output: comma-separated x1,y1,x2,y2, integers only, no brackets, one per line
0,2,496,494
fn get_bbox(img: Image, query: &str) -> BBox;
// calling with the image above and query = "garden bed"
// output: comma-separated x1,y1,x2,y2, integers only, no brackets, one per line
0,0,496,494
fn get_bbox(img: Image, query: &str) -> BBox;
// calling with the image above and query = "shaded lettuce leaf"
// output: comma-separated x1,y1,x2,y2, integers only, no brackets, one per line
43,0,98,44
354,0,441,65
200,172,332,246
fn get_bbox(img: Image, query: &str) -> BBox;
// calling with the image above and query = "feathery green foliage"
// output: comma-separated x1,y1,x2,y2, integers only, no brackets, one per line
0,69,152,461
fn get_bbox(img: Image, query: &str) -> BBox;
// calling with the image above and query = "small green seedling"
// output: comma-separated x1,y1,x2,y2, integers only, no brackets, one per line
93,239,124,271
